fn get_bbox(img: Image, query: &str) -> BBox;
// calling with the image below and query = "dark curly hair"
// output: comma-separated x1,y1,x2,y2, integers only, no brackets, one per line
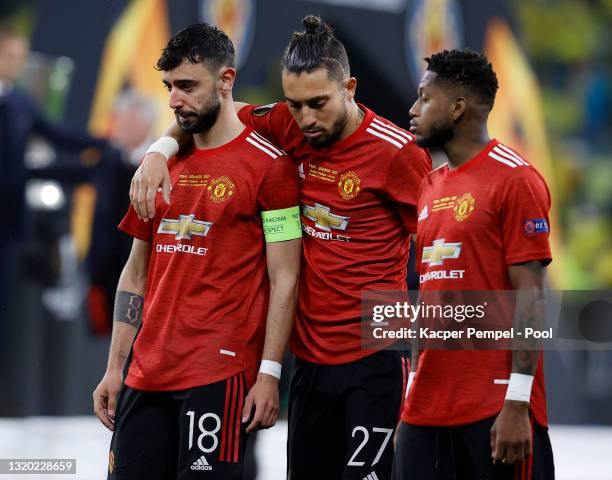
157,23,235,72
281,15,350,82
425,49,499,108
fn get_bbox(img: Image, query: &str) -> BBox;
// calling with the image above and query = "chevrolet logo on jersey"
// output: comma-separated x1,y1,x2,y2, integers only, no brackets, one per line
422,239,462,267
158,214,213,240
302,203,349,231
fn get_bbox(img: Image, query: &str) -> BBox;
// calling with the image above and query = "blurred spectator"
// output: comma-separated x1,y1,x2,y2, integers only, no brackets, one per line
87,90,159,335
0,22,107,415
0,23,107,328
0,23,106,242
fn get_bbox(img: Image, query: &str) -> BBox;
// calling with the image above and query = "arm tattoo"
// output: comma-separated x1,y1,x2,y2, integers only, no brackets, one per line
114,291,144,328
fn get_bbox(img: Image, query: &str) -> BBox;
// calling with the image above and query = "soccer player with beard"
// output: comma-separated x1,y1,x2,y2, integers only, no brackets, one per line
92,24,301,479
393,49,555,479
129,15,430,480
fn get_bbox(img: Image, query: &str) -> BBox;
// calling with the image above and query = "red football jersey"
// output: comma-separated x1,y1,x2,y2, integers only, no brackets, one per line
239,103,431,364
402,139,552,427
119,127,299,391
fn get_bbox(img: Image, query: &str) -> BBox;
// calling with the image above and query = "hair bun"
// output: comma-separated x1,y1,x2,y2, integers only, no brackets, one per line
302,15,326,34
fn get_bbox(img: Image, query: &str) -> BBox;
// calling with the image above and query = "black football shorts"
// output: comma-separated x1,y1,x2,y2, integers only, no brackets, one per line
392,415,554,480
107,372,248,479
287,350,407,480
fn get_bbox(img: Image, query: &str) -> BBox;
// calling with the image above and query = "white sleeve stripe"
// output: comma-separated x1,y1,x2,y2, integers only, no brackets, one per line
496,144,529,165
365,127,403,149
372,117,414,141
246,136,278,158
251,131,277,148
489,151,518,168
249,132,283,156
369,122,408,144
251,131,285,156
433,162,448,172
496,144,527,164
249,133,284,156
492,146,528,167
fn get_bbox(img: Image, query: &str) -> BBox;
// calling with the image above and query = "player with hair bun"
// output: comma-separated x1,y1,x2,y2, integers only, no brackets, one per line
132,15,431,480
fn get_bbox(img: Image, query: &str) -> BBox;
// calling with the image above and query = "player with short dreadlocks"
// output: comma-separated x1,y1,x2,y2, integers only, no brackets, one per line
394,49,555,480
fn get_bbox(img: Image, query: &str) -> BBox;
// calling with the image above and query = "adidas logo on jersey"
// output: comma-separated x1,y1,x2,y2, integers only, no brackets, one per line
191,455,212,471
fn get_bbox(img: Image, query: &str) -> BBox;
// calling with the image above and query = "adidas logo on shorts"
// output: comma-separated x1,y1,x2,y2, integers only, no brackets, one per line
191,455,212,471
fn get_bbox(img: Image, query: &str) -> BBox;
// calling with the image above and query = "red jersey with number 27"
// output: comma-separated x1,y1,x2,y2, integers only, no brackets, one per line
119,127,299,391
238,103,431,364
402,139,552,427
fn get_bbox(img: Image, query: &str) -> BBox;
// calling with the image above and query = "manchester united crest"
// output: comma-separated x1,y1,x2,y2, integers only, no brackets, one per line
207,176,235,203
337,171,361,200
454,193,475,221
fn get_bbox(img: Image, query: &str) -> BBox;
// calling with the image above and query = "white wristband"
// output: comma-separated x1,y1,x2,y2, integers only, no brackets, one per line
405,371,416,399
504,373,534,403
259,360,282,380
145,136,179,160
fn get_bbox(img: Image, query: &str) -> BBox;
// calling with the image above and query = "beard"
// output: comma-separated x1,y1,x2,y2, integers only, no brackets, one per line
416,119,455,149
305,103,349,149
175,94,221,134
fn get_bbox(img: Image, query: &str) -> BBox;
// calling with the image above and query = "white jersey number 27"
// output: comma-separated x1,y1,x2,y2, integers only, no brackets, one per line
347,426,393,467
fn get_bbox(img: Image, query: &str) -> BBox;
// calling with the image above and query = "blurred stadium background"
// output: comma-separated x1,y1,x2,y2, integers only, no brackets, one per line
0,0,610,478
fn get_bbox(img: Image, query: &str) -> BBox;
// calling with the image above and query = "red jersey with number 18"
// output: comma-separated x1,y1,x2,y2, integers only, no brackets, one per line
118,127,299,391
238,103,431,364
402,139,552,427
